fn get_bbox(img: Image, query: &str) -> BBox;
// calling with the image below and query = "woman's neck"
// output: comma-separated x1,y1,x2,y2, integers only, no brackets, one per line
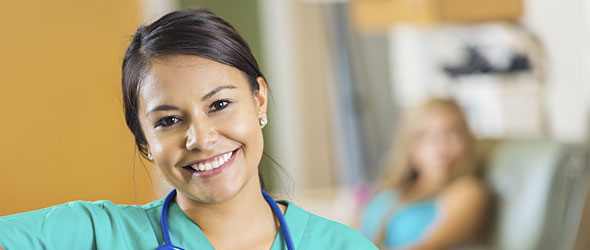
175,180,280,250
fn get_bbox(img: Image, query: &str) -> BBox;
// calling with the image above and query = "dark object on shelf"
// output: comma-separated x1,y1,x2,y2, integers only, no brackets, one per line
443,46,531,77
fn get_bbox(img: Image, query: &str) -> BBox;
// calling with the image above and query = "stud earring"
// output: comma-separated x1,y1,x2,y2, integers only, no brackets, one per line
147,152,153,161
259,117,267,127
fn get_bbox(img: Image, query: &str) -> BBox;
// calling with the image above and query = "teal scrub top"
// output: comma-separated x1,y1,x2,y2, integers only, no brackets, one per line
0,197,377,250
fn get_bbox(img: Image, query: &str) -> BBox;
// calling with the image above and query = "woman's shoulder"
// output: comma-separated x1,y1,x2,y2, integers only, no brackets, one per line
441,175,488,201
437,175,489,219
285,202,378,249
0,200,115,221
52,198,165,214
0,198,165,227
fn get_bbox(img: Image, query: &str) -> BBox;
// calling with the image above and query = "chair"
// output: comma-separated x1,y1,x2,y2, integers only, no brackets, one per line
482,140,589,250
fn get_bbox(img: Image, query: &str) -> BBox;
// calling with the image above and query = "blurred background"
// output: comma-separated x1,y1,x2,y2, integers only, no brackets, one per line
1,0,589,249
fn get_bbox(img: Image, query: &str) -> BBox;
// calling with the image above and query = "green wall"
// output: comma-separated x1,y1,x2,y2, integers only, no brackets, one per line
181,0,264,69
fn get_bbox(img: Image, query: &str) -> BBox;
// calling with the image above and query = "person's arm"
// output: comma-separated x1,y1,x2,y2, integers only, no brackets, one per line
0,201,98,250
407,176,489,250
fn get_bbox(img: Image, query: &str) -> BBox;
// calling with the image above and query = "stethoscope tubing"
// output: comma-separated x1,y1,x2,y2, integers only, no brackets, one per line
262,189,296,250
157,189,184,250
158,189,295,250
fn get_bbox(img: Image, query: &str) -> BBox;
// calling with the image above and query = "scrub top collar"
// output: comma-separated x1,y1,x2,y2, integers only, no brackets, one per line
165,198,309,250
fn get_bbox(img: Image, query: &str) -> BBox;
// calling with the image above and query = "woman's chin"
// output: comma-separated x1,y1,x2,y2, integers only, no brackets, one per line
184,185,242,204
199,193,234,204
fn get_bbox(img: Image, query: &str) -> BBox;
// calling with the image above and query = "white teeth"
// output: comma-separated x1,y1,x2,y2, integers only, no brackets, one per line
188,151,234,172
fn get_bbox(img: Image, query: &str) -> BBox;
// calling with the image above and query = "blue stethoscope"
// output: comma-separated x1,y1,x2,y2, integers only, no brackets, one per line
156,189,295,250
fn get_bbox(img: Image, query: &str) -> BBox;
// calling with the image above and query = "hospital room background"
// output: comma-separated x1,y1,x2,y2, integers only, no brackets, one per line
0,0,589,249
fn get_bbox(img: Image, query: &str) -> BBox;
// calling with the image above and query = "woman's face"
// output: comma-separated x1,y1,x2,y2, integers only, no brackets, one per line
410,108,467,176
137,55,267,204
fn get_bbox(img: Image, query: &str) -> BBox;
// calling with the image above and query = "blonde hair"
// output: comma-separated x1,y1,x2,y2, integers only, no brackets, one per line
377,98,476,199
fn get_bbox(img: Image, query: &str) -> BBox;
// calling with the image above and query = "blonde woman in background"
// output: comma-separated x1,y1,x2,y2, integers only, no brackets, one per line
360,98,489,250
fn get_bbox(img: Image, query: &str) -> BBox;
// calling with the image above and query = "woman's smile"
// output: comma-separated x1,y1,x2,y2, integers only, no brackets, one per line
180,148,239,178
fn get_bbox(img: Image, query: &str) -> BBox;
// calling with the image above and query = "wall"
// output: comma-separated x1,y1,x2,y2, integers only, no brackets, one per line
521,0,590,142
259,0,341,191
0,0,152,215
181,0,263,69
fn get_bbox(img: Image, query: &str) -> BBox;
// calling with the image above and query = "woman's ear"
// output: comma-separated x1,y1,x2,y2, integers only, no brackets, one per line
254,76,268,116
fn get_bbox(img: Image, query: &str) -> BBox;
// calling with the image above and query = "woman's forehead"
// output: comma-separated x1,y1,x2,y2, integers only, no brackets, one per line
137,55,248,109
414,109,464,130
150,55,242,81
143,56,245,91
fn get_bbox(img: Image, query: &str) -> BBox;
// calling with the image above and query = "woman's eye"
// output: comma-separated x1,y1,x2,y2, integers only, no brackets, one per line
209,99,231,112
156,116,180,127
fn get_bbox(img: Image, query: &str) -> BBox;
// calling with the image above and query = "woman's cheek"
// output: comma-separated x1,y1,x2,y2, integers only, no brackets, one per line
447,137,467,161
150,134,182,170
410,146,427,170
224,109,264,162
224,106,261,141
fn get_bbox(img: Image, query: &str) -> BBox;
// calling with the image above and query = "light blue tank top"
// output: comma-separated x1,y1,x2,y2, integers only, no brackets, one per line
360,190,440,249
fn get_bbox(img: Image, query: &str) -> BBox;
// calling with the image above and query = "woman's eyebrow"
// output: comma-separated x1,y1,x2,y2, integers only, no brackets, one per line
201,85,236,101
146,105,178,116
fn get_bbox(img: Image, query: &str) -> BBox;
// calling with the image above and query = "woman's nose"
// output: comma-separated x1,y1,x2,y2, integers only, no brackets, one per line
185,117,219,151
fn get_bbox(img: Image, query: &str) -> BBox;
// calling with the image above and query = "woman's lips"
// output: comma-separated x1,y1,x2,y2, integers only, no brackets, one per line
182,148,238,178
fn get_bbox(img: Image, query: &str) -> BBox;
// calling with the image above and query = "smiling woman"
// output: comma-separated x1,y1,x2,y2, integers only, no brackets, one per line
0,8,377,250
